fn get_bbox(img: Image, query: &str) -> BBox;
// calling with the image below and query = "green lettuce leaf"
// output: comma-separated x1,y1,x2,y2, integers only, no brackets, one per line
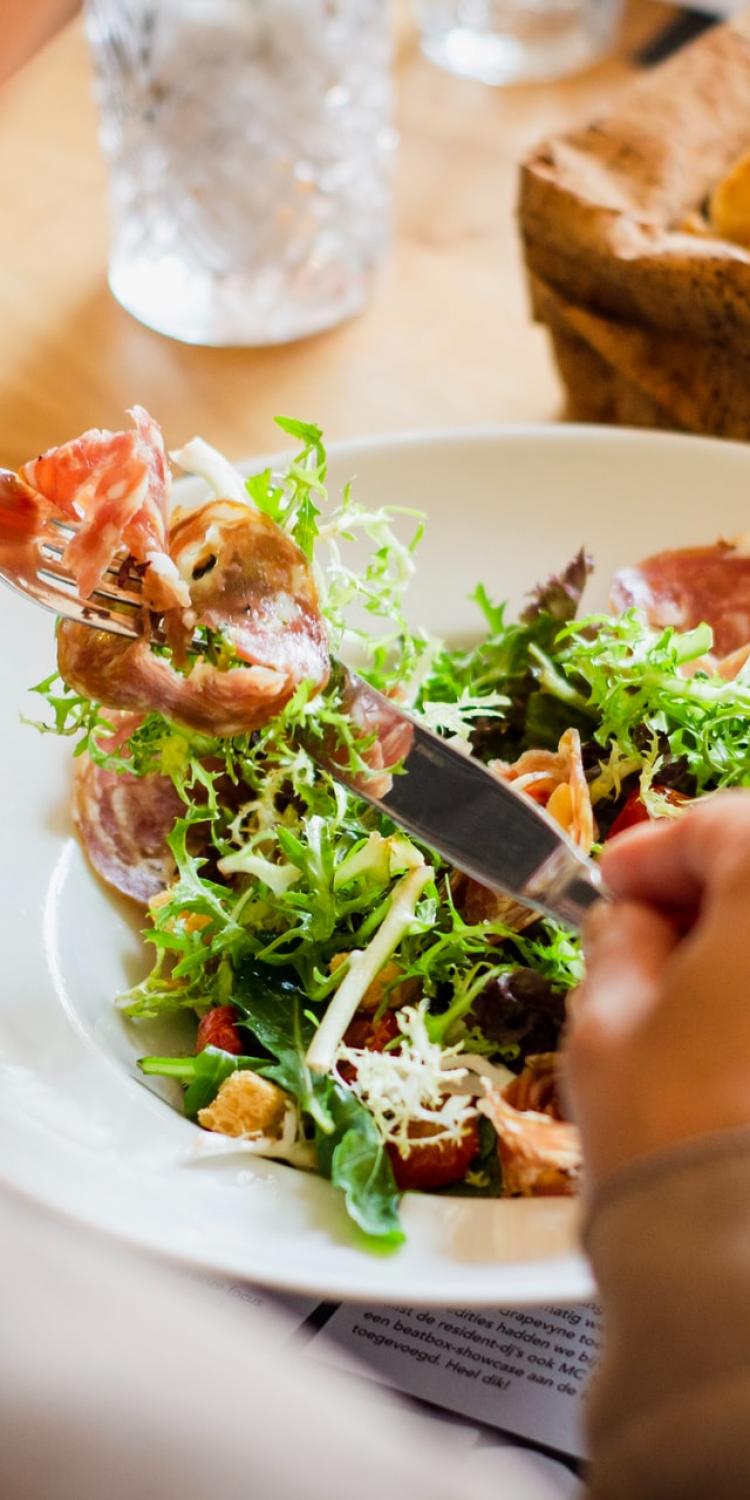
313,1082,404,1246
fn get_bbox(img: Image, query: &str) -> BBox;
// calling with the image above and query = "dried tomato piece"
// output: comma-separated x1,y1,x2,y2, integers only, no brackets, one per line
195,1005,243,1056
387,1118,481,1192
338,1009,401,1084
608,785,690,840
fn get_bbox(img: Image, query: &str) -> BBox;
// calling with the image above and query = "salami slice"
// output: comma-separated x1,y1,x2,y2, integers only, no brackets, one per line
56,492,330,737
611,544,750,658
73,753,182,905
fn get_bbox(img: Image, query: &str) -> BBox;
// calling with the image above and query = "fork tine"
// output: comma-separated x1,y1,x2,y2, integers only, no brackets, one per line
0,563,142,639
38,532,145,586
38,546,145,609
0,488,201,648
60,596,142,638
34,567,143,630
42,515,76,539
36,564,143,615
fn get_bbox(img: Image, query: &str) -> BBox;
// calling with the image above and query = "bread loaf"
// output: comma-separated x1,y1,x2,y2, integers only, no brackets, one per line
520,13,750,435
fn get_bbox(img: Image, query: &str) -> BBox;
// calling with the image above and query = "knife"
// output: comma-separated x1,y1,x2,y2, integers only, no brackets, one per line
309,663,608,932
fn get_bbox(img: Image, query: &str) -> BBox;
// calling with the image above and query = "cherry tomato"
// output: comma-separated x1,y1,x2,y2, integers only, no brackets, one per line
195,1004,243,1056
387,1118,481,1191
607,785,690,840
338,1009,401,1083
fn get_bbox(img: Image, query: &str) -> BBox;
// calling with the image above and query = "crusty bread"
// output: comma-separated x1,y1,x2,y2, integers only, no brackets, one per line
520,12,750,433
531,272,750,437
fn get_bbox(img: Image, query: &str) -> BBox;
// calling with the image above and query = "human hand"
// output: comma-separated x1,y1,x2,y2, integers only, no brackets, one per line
564,792,750,1191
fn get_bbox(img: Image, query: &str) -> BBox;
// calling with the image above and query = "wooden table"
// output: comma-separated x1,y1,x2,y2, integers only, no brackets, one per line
0,2,670,469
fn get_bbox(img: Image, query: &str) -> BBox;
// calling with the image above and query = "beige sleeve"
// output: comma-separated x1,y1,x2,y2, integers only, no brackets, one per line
584,1129,750,1500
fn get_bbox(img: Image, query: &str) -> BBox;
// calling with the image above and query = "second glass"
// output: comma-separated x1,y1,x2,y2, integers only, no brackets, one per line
86,0,396,347
417,0,622,85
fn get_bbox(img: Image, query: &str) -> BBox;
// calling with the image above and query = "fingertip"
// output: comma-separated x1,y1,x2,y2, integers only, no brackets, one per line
572,898,680,1038
581,898,609,946
599,820,668,894
580,897,679,970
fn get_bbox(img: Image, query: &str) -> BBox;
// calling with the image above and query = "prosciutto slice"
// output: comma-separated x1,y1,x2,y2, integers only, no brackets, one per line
58,625,298,739
56,491,330,737
479,1056,581,1197
611,544,750,659
19,406,188,611
14,409,330,737
168,499,329,683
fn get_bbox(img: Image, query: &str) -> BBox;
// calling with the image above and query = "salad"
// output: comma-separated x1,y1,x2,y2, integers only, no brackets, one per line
15,409,750,1249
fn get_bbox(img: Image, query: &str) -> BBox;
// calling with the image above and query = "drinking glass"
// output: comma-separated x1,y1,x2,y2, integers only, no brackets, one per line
85,1,396,346
417,0,623,84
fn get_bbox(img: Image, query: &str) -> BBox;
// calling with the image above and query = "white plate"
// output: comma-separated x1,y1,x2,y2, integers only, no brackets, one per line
2,423,748,1306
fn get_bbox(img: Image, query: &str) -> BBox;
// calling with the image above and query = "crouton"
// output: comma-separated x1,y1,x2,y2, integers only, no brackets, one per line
198,1071,289,1139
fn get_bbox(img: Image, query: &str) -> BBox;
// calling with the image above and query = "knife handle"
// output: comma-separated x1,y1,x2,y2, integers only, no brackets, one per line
525,845,610,931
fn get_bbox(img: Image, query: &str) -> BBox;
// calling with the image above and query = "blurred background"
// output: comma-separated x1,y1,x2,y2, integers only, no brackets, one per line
0,0,708,469
0,0,702,465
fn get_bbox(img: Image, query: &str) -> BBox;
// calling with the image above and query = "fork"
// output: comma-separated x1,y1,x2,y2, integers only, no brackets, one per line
0,469,154,640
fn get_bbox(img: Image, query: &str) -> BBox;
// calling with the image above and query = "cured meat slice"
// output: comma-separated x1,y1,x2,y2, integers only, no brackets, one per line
73,752,182,904
44,428,330,737
611,544,750,658
57,624,298,738
19,406,187,611
56,496,330,732
168,499,329,684
17,412,330,738
479,1056,581,1197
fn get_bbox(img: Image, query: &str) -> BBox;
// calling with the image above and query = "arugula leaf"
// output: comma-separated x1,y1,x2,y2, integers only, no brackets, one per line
231,960,333,1131
245,467,285,525
274,415,325,471
25,673,129,766
243,418,327,564
275,816,336,941
314,1082,404,1246
139,1047,268,1118
152,817,250,973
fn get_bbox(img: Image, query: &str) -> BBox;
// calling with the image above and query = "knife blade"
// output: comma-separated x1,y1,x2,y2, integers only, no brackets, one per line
309,663,608,932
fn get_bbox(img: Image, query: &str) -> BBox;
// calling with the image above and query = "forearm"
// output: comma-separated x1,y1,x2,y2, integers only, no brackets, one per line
584,1130,750,1500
